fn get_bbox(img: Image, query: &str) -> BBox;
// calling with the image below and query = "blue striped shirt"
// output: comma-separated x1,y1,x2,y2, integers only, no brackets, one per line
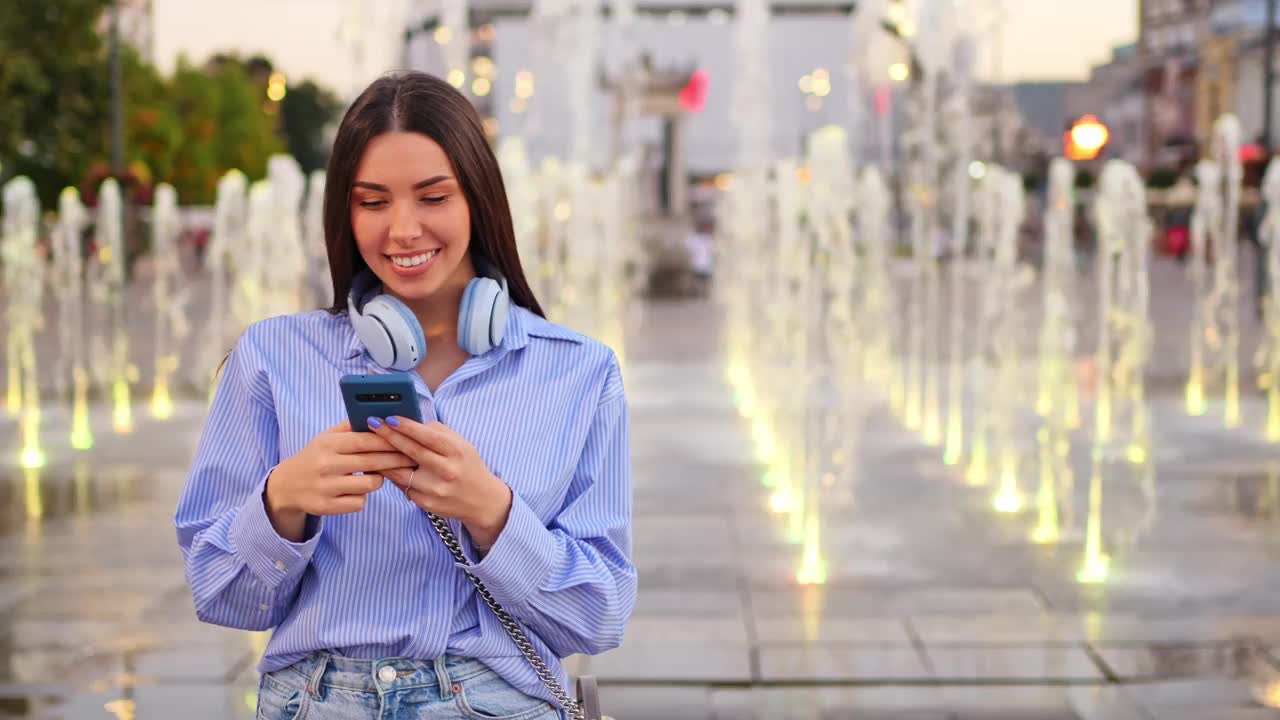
174,304,636,709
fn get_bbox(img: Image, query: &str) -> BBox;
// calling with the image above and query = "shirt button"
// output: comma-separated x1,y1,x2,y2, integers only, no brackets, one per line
274,560,286,571
378,665,397,684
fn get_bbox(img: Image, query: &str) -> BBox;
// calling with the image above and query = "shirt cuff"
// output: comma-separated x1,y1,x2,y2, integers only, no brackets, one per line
461,491,557,606
231,473,323,589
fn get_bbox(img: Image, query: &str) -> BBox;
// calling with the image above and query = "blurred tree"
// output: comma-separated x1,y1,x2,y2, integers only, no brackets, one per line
0,0,111,207
212,53,343,173
1,6,329,208
205,60,283,196
166,58,221,204
280,80,344,173
167,57,283,204
122,46,181,198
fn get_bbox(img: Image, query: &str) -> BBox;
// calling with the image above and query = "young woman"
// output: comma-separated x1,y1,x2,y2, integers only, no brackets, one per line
175,72,636,720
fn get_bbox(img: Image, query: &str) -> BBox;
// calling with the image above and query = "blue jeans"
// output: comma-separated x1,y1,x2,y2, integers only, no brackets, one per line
256,652,564,720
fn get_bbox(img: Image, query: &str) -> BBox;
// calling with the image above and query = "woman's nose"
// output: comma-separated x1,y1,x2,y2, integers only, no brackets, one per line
388,203,420,244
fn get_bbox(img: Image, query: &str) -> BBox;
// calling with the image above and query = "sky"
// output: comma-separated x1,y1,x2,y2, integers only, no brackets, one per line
152,0,1140,90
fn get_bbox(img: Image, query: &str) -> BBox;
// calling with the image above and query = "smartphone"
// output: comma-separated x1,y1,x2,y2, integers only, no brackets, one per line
339,373,424,432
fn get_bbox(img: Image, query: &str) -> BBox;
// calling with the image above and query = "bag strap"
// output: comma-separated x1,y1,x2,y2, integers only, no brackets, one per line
576,676,603,720
424,511,587,720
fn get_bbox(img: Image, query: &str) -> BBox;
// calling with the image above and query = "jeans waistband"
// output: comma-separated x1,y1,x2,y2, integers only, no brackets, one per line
284,651,492,697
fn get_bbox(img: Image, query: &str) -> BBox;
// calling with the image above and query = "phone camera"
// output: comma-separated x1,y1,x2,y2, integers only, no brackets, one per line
356,393,401,403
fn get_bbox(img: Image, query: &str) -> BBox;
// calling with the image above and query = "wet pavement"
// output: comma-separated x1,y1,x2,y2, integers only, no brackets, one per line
1,273,1280,718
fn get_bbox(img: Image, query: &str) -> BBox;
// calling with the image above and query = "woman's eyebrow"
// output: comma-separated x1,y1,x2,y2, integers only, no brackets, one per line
352,176,452,192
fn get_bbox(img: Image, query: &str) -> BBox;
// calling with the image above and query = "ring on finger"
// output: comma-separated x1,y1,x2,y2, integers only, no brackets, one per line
407,467,417,492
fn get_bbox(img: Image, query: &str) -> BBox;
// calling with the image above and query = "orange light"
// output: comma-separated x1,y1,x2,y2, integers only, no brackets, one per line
1065,114,1109,160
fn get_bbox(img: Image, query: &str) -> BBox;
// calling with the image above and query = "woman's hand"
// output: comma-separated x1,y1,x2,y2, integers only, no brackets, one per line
369,416,513,548
265,420,417,541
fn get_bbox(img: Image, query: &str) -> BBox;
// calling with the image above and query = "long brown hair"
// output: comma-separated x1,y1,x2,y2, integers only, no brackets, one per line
323,71,544,317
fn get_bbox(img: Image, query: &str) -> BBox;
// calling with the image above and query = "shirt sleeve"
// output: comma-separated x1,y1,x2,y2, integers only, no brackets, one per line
462,353,637,657
174,328,322,631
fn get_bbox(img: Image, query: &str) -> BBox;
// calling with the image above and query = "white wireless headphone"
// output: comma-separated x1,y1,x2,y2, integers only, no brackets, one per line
346,257,510,371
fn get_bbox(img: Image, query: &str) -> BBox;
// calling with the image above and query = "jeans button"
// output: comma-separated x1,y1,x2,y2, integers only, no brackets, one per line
378,665,397,684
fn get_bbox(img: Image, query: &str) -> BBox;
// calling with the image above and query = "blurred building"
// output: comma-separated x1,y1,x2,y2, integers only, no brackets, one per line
1072,44,1146,165
1138,0,1218,169
399,0,1003,178
1202,0,1280,149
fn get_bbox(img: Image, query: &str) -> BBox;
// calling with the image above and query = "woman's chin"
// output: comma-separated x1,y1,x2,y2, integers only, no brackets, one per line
385,280,442,303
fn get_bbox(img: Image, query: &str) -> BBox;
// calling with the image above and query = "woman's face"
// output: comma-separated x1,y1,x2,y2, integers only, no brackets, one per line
350,131,474,306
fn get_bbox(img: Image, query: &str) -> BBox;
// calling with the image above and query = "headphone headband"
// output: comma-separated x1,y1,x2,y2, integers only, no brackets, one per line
347,266,382,314
473,255,509,294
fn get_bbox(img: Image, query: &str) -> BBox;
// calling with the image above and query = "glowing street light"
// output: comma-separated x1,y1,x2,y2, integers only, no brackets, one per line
1065,114,1110,160
266,72,287,102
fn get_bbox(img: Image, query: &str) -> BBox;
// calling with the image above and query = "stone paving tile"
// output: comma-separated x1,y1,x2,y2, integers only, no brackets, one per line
708,685,1152,720
908,614,1077,645
629,588,747,619
1092,640,1278,682
923,646,1105,682
1119,677,1280,717
34,683,258,720
570,642,752,683
620,616,751,646
943,685,1152,720
758,646,932,682
1057,615,1280,645
710,687,955,720
595,685,716,720
745,590,1047,620
750,616,913,646
1152,707,1280,712
0,647,79,687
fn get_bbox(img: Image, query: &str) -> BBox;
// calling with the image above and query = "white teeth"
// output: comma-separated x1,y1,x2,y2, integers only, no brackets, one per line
391,250,437,268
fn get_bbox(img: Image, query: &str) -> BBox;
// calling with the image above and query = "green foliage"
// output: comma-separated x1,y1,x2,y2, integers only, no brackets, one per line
0,0,112,207
168,57,283,204
206,62,283,186
123,46,181,190
280,80,344,173
0,3,330,206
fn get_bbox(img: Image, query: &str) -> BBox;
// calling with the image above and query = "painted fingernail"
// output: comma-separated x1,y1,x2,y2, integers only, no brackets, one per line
367,417,383,429
386,416,400,427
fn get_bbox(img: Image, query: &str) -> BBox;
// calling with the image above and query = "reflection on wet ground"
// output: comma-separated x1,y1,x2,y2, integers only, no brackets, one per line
0,462,146,537
2,300,1280,718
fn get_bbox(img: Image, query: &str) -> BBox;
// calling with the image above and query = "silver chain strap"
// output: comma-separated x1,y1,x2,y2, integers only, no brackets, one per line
425,512,585,720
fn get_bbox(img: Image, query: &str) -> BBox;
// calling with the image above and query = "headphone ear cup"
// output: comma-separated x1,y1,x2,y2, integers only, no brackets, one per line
458,277,502,355
365,295,426,370
349,309,397,369
488,288,509,348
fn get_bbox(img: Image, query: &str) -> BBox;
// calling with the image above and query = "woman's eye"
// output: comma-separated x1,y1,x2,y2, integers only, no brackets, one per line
421,196,447,205
359,200,386,209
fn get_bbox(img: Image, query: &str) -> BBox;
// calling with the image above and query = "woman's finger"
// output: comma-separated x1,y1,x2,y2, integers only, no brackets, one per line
369,424,430,463
403,486,437,512
386,417,455,455
384,467,413,487
372,425,454,478
328,431,400,454
325,494,369,515
331,451,416,475
329,473,385,496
